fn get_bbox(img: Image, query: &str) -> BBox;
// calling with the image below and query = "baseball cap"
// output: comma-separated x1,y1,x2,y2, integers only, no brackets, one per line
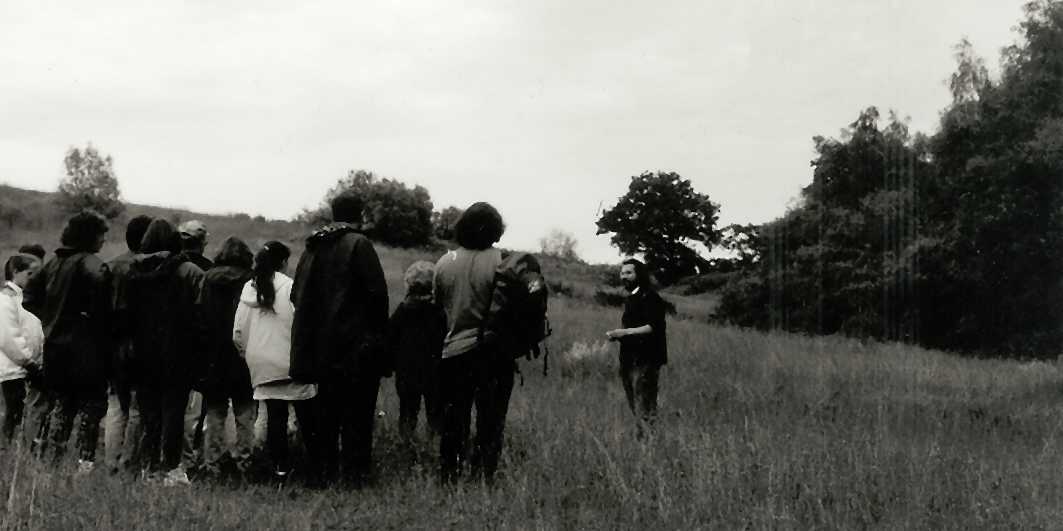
178,220,208,240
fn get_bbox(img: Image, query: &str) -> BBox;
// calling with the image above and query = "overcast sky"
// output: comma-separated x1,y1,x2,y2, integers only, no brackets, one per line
0,1,1028,263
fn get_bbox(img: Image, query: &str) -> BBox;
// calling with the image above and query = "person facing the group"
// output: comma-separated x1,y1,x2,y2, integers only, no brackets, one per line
198,236,256,477
0,254,44,444
290,190,389,486
104,214,153,474
234,240,318,481
128,218,206,485
433,202,513,484
386,260,447,442
606,259,668,432
23,210,113,473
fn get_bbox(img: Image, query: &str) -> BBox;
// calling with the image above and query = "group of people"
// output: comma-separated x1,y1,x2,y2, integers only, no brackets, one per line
0,190,670,489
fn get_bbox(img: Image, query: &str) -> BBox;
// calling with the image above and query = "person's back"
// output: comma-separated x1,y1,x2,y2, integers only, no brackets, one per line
199,264,252,391
433,248,502,358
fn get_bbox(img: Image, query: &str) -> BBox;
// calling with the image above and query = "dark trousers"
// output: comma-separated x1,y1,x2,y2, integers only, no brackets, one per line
396,373,441,438
47,385,107,463
316,377,380,483
619,353,661,426
438,347,515,484
138,385,190,472
264,399,317,474
1,379,26,443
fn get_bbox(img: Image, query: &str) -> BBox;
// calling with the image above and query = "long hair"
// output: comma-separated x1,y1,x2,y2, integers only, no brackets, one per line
253,240,290,312
125,215,153,252
139,219,182,254
4,254,39,282
453,202,505,250
59,210,108,252
213,236,253,269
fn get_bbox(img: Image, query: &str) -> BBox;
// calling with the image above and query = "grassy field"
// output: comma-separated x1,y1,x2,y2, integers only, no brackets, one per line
3,189,1063,528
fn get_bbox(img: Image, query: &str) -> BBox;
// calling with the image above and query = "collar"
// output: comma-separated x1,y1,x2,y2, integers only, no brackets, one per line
631,286,641,295
3,281,22,297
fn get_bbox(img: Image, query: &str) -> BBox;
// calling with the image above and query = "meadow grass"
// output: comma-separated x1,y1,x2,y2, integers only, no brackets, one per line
3,198,1063,528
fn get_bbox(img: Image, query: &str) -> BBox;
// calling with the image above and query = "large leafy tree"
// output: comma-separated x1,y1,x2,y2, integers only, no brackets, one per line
56,144,125,219
596,171,720,284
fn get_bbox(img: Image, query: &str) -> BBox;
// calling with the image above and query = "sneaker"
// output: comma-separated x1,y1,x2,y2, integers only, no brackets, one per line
76,459,95,476
163,468,192,487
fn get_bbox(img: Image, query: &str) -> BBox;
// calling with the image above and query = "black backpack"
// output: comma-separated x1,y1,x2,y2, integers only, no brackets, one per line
480,252,553,374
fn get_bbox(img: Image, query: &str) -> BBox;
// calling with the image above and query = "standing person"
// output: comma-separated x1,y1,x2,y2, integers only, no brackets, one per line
234,241,318,481
605,259,668,433
198,236,255,477
177,220,211,471
0,255,44,445
128,219,205,486
22,210,112,473
433,202,513,484
386,261,447,442
290,191,389,486
104,214,153,474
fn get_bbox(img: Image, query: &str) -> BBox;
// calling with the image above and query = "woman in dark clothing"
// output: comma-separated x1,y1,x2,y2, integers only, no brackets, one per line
22,210,112,473
128,219,205,485
198,236,256,476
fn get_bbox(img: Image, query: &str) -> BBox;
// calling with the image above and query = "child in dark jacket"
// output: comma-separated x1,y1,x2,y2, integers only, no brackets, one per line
386,261,447,439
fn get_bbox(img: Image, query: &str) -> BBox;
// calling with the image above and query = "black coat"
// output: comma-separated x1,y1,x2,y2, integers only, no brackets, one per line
290,223,389,383
197,265,252,395
128,253,205,388
385,297,447,386
23,248,112,393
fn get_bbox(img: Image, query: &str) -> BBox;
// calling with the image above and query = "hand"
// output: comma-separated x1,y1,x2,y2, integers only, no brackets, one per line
605,329,626,341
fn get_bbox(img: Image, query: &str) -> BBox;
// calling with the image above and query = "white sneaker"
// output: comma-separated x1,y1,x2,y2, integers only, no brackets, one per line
76,459,95,476
163,468,191,487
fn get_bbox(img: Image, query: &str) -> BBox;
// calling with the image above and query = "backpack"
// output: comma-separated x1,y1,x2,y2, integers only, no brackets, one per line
480,252,553,374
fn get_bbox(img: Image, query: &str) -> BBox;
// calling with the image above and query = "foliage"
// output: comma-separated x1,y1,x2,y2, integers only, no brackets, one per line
715,1,1063,356
596,171,721,285
431,206,463,241
299,170,434,248
539,228,581,262
55,144,125,219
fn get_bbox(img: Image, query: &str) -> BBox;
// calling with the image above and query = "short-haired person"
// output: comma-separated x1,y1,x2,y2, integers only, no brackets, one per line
23,210,113,472
177,219,211,469
606,259,668,432
128,219,206,485
0,254,44,444
103,214,153,474
433,202,513,484
198,236,256,477
290,191,389,486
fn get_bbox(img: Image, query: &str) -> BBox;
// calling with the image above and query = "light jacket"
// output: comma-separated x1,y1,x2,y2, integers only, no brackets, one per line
234,272,295,387
0,282,43,382
433,247,502,358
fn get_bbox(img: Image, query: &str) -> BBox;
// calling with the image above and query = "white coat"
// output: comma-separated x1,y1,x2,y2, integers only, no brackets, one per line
233,273,295,387
0,281,43,382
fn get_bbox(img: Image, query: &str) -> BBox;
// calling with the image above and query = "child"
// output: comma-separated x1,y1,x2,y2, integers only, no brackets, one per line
0,254,44,444
233,241,317,481
386,261,448,440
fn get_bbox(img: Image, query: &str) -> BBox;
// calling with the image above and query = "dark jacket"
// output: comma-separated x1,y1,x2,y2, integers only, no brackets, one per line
290,223,389,382
23,248,113,392
385,296,447,386
128,252,206,388
108,251,137,385
186,252,213,273
619,288,668,366
197,265,252,395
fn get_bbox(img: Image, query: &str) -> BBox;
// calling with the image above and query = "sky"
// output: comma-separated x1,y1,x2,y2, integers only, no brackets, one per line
0,1,1029,263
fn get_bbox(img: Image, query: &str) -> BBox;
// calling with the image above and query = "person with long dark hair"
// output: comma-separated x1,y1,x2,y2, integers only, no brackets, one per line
198,236,256,477
433,201,513,484
290,191,389,486
606,258,668,433
127,219,206,485
23,210,112,473
234,241,318,481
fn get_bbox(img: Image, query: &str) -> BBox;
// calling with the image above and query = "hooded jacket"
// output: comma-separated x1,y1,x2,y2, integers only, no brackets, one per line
290,223,389,382
128,221,206,388
23,248,112,392
233,272,295,387
0,281,44,382
198,264,253,395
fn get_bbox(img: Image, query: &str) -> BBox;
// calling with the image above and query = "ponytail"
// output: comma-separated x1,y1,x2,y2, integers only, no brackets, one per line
253,241,290,312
